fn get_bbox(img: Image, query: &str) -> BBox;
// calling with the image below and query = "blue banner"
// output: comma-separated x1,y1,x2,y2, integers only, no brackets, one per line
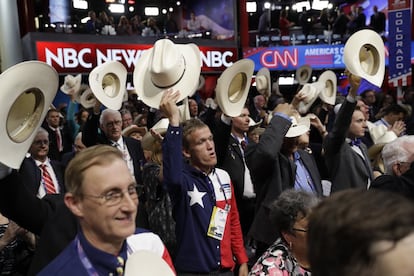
243,42,414,73
387,0,412,87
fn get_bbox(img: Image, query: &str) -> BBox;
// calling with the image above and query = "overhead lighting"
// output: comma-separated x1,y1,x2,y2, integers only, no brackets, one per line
162,8,167,14
169,7,174,12
176,1,181,6
129,6,134,12
73,0,88,10
294,1,311,11
145,7,159,16
108,4,125,13
264,2,271,9
312,0,329,10
246,2,257,13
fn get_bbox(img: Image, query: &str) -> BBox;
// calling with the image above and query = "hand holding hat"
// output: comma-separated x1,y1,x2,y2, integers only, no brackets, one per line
159,89,181,127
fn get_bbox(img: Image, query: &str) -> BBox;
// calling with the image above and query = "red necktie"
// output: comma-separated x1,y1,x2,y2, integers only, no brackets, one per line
240,140,247,151
56,129,62,152
39,164,56,194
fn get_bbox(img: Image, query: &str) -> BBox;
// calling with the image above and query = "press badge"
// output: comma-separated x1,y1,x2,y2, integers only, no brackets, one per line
207,206,229,240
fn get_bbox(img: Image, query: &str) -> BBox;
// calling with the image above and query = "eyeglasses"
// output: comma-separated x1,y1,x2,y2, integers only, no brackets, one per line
292,228,308,233
82,184,138,206
105,120,122,128
33,140,49,146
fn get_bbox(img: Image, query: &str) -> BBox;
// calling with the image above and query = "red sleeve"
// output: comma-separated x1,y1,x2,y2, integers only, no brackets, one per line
162,247,176,275
229,183,249,265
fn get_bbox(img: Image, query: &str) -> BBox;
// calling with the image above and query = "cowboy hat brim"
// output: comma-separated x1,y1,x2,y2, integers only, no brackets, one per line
297,83,321,114
141,118,169,151
215,59,254,117
256,67,271,98
344,29,385,87
296,64,312,85
0,61,58,169
317,70,337,105
60,74,82,95
286,116,310,138
134,42,201,109
89,61,127,111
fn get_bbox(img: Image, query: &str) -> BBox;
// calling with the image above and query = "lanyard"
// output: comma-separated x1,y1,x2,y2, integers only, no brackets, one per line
76,236,133,275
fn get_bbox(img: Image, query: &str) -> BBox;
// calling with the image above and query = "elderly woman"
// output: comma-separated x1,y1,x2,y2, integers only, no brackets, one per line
249,189,319,275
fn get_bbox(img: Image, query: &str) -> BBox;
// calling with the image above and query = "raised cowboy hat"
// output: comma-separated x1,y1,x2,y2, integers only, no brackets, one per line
0,61,58,169
215,59,254,117
317,70,337,106
124,250,175,276
344,29,385,87
75,84,96,109
133,39,201,109
297,83,322,114
255,67,271,98
296,64,312,85
141,118,169,151
89,61,127,111
60,74,81,95
286,116,310,138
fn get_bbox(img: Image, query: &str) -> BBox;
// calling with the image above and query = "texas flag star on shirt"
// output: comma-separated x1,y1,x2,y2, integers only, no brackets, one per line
187,184,206,208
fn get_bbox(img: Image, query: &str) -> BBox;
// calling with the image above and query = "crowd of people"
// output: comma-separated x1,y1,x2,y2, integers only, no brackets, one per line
1,34,414,275
258,4,387,46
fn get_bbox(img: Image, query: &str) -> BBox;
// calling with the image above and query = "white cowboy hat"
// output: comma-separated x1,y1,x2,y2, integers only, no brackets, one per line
297,83,322,114
344,29,385,87
178,97,192,123
249,117,262,127
368,124,398,160
133,39,201,109
255,67,271,98
124,250,175,276
141,118,169,151
60,74,81,95
76,84,96,109
317,70,337,105
89,61,127,111
286,116,310,138
215,59,254,117
0,61,58,169
296,64,312,85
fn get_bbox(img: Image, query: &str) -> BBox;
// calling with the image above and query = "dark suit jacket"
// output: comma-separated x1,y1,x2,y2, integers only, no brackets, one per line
245,115,322,245
19,157,65,195
370,163,414,199
323,99,373,193
43,123,73,161
82,113,146,185
214,119,246,205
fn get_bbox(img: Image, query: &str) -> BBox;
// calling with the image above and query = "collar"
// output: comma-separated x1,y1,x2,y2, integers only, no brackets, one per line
346,138,361,147
78,229,128,275
34,158,51,167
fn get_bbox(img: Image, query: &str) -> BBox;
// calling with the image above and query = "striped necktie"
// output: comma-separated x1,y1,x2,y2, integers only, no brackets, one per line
39,164,56,194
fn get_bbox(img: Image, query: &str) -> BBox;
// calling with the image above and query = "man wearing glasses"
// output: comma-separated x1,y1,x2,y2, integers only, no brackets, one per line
19,127,65,198
38,145,174,275
0,145,174,275
82,103,147,227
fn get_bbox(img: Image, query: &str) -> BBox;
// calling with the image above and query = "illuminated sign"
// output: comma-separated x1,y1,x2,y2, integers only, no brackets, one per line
36,41,238,73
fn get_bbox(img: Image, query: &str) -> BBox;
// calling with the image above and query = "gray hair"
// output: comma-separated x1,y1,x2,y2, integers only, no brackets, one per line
269,189,319,236
382,135,414,174
99,109,121,125
37,127,49,137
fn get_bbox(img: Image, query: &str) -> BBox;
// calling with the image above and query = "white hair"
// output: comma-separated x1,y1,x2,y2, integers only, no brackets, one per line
382,135,414,174
99,109,121,125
